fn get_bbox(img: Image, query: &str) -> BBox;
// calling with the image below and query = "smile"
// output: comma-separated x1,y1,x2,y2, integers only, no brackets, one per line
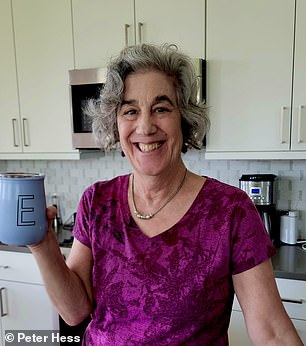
138,142,162,152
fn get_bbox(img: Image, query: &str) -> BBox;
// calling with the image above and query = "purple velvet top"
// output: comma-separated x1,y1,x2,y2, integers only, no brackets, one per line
73,175,276,345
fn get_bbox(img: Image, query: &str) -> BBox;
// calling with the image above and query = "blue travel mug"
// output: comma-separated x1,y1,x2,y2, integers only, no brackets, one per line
0,172,47,245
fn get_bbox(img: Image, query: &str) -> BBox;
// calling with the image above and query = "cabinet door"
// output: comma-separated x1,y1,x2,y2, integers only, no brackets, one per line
206,0,294,152
0,0,22,153
135,0,205,59
12,0,75,153
292,319,306,344
276,278,306,343
0,280,59,342
291,0,306,150
72,0,134,69
229,310,252,346
0,251,44,285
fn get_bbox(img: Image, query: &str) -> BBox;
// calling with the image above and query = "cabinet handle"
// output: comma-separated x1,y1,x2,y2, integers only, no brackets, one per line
280,106,288,144
138,22,143,44
22,118,30,147
281,298,304,305
0,265,9,269
124,24,130,47
297,105,304,143
0,287,7,317
11,118,19,147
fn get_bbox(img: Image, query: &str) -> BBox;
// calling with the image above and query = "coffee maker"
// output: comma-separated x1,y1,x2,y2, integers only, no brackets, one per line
239,174,278,242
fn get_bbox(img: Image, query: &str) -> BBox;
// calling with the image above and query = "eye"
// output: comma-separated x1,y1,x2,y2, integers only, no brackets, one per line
120,108,138,118
154,106,169,114
125,109,137,115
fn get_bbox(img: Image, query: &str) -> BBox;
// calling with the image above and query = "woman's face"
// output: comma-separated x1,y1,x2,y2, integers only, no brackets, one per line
117,70,183,177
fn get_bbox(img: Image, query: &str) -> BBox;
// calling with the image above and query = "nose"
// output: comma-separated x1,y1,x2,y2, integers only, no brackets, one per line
135,111,157,135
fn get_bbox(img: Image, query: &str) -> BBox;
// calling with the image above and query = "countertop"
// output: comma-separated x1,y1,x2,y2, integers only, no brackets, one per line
0,227,73,255
272,244,306,281
1,240,306,281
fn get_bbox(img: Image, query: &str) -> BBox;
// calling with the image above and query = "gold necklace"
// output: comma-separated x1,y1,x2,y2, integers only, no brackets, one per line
131,168,188,220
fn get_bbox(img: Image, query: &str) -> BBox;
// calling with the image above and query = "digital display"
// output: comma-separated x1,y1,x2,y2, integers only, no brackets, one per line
251,188,260,194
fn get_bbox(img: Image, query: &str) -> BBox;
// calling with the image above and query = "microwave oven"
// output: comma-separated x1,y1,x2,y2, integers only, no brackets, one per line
69,59,206,149
69,68,107,149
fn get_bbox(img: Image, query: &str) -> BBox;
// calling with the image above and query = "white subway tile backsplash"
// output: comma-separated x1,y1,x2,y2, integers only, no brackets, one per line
248,160,272,172
0,162,6,172
3,152,306,239
270,160,291,172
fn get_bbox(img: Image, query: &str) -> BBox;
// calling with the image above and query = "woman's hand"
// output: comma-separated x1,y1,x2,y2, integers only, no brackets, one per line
27,205,58,251
27,206,93,325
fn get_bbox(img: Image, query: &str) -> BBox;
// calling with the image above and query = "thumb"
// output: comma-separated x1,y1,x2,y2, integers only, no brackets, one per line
47,205,57,230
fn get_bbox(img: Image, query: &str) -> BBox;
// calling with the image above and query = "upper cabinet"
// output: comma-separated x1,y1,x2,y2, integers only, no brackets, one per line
205,0,306,159
72,0,134,69
134,0,205,58
0,0,79,160
0,0,21,154
72,0,205,69
291,0,306,151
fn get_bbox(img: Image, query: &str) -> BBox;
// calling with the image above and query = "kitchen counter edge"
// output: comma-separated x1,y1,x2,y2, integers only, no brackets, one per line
1,244,306,281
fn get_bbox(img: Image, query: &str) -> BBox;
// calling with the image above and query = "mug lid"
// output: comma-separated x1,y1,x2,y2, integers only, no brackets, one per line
0,172,44,178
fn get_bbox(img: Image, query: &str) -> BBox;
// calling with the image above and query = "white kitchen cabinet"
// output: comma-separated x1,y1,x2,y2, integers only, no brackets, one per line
276,278,306,343
0,281,57,336
0,0,80,160
72,0,205,69
229,279,306,344
0,0,22,154
229,309,251,346
0,251,59,346
291,0,306,151
206,0,306,159
72,0,134,69
134,0,205,59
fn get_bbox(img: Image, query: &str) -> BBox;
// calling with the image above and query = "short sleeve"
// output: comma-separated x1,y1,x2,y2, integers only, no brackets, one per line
72,186,93,248
230,191,276,275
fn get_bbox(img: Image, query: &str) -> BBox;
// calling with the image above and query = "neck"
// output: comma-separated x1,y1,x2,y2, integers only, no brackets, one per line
130,165,188,220
132,163,186,200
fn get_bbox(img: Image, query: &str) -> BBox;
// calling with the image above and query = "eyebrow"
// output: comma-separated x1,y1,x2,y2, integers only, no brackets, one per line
154,95,175,106
120,94,176,107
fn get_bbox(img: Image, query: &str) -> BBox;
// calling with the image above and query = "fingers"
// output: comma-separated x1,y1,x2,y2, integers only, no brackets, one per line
47,205,57,219
28,206,58,249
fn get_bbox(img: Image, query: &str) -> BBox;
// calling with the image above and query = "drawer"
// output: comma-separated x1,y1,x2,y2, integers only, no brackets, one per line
233,279,306,321
0,251,43,284
276,278,306,320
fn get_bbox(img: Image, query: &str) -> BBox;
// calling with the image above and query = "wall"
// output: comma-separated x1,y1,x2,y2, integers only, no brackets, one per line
3,150,306,239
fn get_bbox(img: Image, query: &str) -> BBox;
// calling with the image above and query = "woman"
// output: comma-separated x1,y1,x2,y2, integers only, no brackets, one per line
29,44,302,345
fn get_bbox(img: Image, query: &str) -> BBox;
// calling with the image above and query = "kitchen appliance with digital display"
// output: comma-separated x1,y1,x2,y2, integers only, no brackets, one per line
239,174,278,241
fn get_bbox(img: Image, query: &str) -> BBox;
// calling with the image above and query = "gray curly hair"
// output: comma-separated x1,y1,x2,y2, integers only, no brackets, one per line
86,43,209,152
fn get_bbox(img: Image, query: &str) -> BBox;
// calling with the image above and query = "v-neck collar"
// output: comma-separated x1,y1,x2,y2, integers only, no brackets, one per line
120,174,209,240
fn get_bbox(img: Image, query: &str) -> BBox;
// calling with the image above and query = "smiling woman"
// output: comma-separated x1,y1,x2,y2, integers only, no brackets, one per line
117,70,184,178
86,44,209,152
28,43,303,346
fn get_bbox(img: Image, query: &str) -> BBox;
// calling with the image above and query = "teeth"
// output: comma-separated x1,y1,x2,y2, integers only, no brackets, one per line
138,143,161,152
